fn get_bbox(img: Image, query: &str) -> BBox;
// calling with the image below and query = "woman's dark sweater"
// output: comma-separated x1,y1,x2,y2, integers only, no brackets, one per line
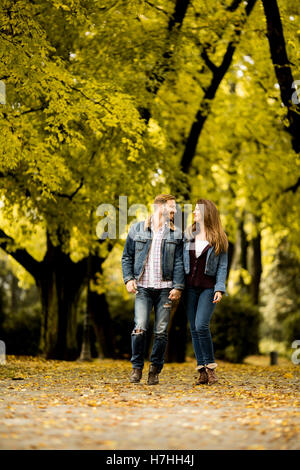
185,241,216,288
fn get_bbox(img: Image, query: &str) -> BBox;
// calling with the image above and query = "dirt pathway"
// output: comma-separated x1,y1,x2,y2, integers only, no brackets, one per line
0,356,299,450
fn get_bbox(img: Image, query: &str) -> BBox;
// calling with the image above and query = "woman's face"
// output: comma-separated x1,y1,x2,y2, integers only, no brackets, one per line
193,204,202,222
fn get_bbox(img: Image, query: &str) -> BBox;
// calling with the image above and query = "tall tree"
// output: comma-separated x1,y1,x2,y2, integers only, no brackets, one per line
262,0,300,155
139,0,190,123
180,0,257,175
0,0,166,358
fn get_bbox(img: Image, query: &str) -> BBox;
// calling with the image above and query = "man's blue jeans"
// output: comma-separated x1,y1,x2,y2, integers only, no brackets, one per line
131,287,172,373
183,286,217,366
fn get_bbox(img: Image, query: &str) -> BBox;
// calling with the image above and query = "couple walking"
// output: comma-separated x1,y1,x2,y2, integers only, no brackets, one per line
121,194,228,386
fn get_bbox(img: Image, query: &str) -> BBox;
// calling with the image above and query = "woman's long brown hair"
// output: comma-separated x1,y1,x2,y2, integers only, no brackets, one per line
185,199,228,255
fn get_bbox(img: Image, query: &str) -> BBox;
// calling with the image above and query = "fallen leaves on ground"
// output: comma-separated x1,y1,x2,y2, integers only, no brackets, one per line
0,355,299,450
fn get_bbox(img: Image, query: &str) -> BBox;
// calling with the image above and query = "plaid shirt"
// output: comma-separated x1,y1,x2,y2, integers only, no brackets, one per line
137,217,173,289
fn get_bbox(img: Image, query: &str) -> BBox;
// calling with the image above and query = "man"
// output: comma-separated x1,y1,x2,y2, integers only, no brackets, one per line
121,194,185,385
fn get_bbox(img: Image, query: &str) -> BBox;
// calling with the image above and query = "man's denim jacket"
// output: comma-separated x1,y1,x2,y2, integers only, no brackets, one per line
183,234,229,296
121,217,185,290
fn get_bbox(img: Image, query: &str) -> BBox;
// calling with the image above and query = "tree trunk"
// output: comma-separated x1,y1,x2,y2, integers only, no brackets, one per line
79,252,93,361
88,290,116,359
240,214,249,272
88,254,116,358
139,0,190,123
227,240,234,275
180,0,257,174
262,0,300,154
10,274,19,314
0,226,116,360
249,214,262,305
36,232,87,360
238,212,250,293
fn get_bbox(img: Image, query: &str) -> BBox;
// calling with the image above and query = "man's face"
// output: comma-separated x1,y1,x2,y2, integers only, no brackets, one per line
162,199,177,221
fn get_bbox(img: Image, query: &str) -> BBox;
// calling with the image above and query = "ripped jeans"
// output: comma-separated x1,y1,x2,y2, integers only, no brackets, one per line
131,287,172,373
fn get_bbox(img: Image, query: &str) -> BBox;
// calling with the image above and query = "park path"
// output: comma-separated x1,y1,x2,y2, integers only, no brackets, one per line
0,356,299,450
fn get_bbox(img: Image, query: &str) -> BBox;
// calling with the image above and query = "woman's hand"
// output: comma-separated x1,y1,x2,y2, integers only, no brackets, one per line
168,289,182,301
212,291,223,303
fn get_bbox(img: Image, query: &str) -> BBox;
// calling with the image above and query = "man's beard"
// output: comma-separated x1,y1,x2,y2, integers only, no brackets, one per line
163,211,174,221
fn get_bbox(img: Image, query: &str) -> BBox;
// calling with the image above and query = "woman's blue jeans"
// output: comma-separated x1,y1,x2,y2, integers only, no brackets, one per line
131,287,172,373
184,286,217,366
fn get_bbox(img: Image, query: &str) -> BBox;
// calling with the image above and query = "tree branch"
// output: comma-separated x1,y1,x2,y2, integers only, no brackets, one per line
226,0,243,12
200,48,218,73
0,228,41,279
282,176,300,194
180,0,257,175
145,1,169,16
139,0,191,124
53,177,84,200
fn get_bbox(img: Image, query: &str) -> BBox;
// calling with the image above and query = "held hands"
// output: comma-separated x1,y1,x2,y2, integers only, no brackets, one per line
168,288,182,301
213,291,223,303
126,279,138,294
126,282,219,303
126,281,182,301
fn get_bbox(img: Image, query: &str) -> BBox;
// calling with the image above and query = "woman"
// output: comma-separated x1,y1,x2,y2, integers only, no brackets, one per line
183,199,228,385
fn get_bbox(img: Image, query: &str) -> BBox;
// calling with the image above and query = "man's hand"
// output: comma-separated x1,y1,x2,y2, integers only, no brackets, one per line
168,288,182,301
212,291,223,303
126,279,138,294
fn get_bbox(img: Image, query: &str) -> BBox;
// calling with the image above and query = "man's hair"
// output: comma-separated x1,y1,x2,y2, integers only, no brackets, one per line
153,194,176,205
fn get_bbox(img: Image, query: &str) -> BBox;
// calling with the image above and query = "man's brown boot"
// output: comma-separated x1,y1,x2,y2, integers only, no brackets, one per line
205,366,218,385
195,366,208,385
129,368,142,383
147,364,159,385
